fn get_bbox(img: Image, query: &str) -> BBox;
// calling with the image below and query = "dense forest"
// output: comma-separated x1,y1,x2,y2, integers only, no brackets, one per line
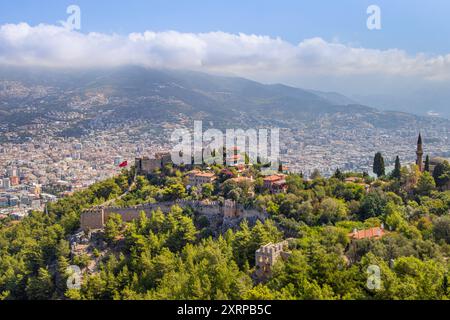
2,159,450,300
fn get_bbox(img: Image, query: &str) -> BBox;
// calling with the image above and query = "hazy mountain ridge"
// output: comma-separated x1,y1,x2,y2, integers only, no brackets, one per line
0,66,447,135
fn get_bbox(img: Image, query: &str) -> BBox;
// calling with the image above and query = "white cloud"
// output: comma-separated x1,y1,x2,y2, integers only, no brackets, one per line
1,23,450,83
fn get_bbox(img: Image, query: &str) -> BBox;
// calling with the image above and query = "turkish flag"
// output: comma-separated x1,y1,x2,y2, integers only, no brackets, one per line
119,161,128,168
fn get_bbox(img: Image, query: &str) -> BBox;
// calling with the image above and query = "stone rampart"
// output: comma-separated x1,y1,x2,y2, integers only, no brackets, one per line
80,199,267,231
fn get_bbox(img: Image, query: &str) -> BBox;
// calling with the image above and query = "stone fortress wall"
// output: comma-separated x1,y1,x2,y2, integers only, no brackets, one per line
80,199,267,231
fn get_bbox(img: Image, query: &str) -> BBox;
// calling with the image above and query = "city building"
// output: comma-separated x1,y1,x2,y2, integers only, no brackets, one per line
188,171,216,187
2,178,10,189
10,176,19,186
263,174,287,193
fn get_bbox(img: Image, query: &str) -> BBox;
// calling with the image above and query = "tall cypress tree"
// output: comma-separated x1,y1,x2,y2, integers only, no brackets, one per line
425,155,430,172
373,152,386,178
392,156,401,179
333,168,344,180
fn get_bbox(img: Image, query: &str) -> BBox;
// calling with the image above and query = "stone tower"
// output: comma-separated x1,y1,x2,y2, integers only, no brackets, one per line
255,241,291,279
416,133,424,172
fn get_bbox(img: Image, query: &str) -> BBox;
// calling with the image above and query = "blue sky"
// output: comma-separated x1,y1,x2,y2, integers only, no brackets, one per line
0,0,449,55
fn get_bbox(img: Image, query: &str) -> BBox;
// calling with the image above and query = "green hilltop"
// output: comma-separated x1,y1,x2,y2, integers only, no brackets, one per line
1,159,450,300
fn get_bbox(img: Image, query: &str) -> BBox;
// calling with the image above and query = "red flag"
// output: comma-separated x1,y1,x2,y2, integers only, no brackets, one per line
119,161,128,168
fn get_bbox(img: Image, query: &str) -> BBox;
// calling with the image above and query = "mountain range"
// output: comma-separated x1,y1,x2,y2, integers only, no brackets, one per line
0,66,446,135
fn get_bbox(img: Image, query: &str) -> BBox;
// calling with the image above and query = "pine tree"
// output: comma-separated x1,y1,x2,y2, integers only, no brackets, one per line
416,171,436,196
425,155,430,172
433,161,450,189
333,168,344,180
373,152,386,178
26,267,54,300
392,156,402,179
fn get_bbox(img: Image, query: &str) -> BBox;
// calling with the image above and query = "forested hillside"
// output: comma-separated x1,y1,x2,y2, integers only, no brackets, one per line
2,161,450,300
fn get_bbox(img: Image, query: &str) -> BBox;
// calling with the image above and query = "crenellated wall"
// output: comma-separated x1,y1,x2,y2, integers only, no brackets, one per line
80,209,105,230
80,199,267,231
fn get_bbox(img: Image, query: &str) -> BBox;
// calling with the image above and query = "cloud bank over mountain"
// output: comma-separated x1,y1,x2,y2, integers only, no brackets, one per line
1,23,449,80
1,23,450,116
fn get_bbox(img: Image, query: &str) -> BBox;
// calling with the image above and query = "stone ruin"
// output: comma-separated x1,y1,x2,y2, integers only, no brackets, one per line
255,239,294,279
135,152,172,176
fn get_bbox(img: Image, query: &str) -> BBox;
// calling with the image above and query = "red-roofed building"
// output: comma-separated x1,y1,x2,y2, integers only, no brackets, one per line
10,176,19,186
188,171,217,187
230,176,254,184
348,225,385,240
263,174,287,193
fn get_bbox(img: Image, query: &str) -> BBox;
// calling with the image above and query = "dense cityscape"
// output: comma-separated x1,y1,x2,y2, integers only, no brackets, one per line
2,116,450,222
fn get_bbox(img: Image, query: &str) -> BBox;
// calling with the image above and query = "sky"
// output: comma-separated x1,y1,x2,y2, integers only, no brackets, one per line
1,0,449,54
0,0,449,115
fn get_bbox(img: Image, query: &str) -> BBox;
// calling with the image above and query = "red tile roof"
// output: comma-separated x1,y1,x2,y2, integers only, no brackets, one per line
231,176,253,183
195,172,216,178
263,174,285,182
349,227,385,240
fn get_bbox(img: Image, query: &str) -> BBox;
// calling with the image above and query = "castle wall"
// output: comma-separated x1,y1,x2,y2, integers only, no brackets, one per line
80,200,268,231
140,158,162,174
158,153,172,167
223,199,238,218
80,209,104,230
238,208,266,220
136,153,172,175
104,207,150,223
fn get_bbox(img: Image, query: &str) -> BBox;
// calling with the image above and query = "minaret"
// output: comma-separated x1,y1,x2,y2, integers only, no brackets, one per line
416,133,424,172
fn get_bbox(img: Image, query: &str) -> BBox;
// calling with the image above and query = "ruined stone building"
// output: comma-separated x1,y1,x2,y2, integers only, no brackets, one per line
135,152,172,175
255,240,293,279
